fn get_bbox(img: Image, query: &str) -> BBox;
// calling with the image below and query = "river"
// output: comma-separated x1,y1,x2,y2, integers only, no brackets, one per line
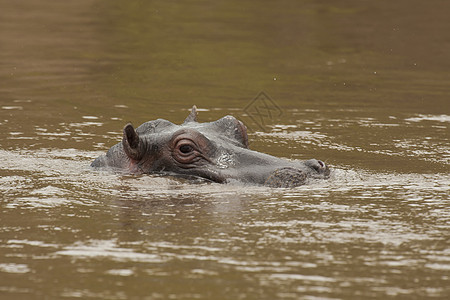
1,0,449,299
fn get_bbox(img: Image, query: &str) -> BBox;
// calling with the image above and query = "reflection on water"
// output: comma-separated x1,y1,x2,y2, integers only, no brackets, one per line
1,0,449,299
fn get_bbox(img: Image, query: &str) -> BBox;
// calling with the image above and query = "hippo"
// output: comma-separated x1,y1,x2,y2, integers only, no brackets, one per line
91,106,330,187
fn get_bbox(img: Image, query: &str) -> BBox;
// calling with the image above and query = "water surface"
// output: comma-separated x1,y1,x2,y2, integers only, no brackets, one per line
1,0,449,299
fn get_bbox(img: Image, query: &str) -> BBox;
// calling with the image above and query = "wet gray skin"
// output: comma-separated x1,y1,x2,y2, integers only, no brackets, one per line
91,106,330,187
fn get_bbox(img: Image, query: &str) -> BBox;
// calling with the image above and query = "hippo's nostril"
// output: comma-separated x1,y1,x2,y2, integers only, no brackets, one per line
304,159,329,177
311,161,323,172
318,160,324,168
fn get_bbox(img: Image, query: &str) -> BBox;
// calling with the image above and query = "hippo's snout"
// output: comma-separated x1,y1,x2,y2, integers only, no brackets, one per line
263,160,330,188
264,167,307,188
304,159,330,177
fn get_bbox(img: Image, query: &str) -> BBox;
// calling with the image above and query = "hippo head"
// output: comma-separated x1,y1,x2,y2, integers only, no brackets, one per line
91,106,330,187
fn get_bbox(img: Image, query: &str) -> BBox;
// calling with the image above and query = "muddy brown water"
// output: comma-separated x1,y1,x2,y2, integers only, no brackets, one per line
1,0,449,299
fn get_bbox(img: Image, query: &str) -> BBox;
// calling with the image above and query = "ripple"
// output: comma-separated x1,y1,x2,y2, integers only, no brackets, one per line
405,114,450,123
0,263,31,274
56,239,168,263
269,273,336,282
105,269,134,276
6,196,73,209
1,106,23,110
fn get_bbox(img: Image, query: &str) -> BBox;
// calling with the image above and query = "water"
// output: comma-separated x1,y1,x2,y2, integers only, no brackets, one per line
1,0,449,299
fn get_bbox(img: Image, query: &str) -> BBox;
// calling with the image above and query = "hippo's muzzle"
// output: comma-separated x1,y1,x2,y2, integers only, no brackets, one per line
264,160,330,188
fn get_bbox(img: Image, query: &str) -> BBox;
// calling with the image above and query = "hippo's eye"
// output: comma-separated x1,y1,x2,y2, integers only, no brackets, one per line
172,131,211,166
179,144,194,154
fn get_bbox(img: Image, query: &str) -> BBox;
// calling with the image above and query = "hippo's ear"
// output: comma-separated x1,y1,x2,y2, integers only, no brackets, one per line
122,124,143,161
183,105,198,124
